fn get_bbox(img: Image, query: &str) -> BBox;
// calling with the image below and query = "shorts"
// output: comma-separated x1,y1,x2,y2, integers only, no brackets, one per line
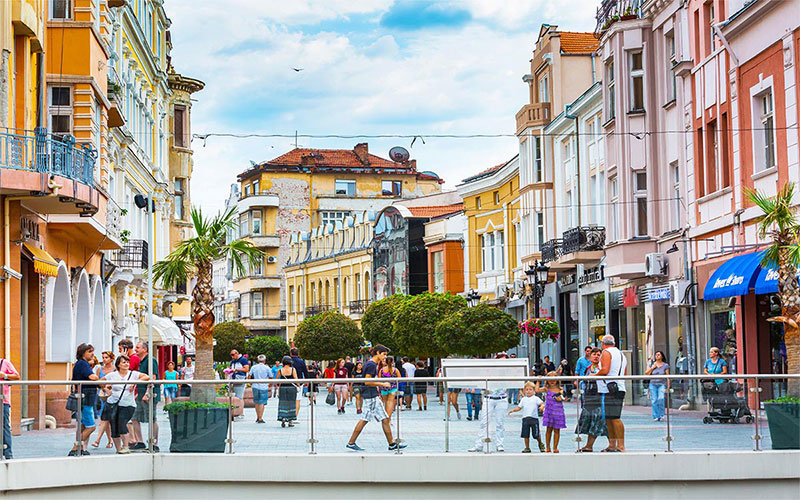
521,416,540,440
380,388,398,396
601,391,625,420
103,405,135,438
80,404,95,427
132,399,158,423
352,386,362,396
334,384,348,394
164,387,177,399
404,383,414,396
252,388,269,405
360,397,389,423
448,388,461,393
295,385,303,401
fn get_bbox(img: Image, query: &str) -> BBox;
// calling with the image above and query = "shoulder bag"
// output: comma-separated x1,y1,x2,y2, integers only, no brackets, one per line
101,372,132,422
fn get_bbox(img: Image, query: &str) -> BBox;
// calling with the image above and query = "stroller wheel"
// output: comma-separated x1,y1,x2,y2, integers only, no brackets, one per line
703,417,712,424
745,416,753,424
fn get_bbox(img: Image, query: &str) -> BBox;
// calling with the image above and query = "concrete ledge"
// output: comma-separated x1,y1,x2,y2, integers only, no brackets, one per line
1,452,798,498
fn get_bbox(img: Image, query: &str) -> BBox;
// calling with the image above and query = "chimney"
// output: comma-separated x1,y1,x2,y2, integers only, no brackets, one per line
354,143,369,165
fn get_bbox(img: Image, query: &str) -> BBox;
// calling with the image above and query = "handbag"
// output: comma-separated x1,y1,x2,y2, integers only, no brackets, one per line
103,372,132,421
325,390,336,405
66,392,79,412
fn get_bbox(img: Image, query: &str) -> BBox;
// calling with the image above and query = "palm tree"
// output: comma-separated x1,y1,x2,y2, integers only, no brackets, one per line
746,182,800,395
153,207,264,402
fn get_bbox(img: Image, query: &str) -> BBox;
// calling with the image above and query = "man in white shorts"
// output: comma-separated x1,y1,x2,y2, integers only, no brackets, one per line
346,344,407,452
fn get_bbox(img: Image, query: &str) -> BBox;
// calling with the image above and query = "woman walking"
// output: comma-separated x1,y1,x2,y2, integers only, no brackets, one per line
541,372,567,453
414,361,429,410
163,361,179,405
352,361,365,414
69,343,99,456
379,355,401,418
277,355,299,427
645,351,670,421
576,347,606,452
92,351,116,448
333,358,349,414
306,361,320,404
102,355,150,454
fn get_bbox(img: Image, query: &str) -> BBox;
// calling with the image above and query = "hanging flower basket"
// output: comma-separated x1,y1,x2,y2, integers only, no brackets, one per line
519,318,560,343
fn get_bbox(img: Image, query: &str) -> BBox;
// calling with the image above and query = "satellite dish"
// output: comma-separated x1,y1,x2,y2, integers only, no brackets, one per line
389,146,410,163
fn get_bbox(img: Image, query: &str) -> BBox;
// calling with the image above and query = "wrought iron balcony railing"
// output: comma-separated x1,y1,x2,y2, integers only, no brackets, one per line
594,0,644,36
561,226,606,255
110,239,148,269
279,310,286,321
348,299,370,315
304,304,333,317
541,239,562,263
0,128,95,187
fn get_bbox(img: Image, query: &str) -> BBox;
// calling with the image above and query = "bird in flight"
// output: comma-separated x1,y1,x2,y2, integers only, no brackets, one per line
291,67,303,72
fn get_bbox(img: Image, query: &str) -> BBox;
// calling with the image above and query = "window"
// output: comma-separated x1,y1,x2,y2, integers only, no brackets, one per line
514,223,521,266
252,291,264,318
629,52,644,112
759,91,775,172
706,119,718,193
289,286,294,312
243,184,251,197
355,273,361,300
251,210,262,235
381,180,402,196
476,196,481,209
566,191,573,228
251,256,263,276
609,176,619,242
320,210,350,228
671,162,681,230
666,32,676,103
536,212,545,250
482,233,494,271
174,178,184,220
239,213,249,238
496,230,505,269
48,87,72,138
533,136,543,182
606,59,615,120
705,1,715,57
432,251,444,293
50,0,71,19
335,179,356,196
240,293,250,319
173,105,186,148
634,171,648,236
493,191,500,204
538,73,549,103
252,180,260,195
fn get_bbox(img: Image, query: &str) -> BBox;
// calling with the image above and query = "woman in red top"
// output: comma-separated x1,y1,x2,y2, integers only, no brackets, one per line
333,358,350,414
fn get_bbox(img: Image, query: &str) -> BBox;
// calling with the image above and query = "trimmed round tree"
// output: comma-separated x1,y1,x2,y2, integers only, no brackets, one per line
435,303,519,356
361,294,407,352
294,310,363,361
245,335,290,365
393,292,467,358
212,321,248,362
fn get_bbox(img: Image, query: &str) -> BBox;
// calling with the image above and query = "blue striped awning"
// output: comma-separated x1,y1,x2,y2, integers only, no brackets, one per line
703,251,766,300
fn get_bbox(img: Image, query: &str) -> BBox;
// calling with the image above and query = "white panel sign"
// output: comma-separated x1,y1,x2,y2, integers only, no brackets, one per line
440,358,529,391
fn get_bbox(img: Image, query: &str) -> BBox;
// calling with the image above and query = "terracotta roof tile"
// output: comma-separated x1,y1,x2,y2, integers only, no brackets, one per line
407,204,463,218
461,162,505,184
559,32,599,54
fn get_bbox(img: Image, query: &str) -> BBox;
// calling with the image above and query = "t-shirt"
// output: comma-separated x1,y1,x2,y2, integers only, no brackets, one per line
334,367,348,382
104,371,139,407
129,354,141,371
230,356,250,380
164,371,179,390
648,363,669,385
323,368,335,379
181,364,195,381
291,356,309,379
136,355,160,403
249,363,272,391
72,359,97,406
402,362,416,379
271,365,280,377
517,395,543,419
344,361,355,377
575,356,592,377
362,360,379,399
0,358,19,404
543,361,556,373
704,358,727,384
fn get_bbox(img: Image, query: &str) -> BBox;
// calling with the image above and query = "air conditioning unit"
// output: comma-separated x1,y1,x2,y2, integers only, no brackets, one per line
495,283,510,299
645,253,668,278
267,256,277,263
669,280,695,308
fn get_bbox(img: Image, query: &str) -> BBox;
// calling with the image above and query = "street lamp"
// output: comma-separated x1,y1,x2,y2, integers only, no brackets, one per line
525,260,550,365
466,288,481,307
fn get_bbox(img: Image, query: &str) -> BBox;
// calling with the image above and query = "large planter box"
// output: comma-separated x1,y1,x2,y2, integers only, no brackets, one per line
764,402,800,450
168,407,229,453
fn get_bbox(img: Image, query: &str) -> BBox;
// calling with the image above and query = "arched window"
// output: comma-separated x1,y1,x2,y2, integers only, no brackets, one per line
364,271,370,301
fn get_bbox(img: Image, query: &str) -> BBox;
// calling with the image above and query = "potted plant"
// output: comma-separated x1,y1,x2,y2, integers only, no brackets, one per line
164,401,231,453
763,396,800,449
621,7,637,20
518,317,560,343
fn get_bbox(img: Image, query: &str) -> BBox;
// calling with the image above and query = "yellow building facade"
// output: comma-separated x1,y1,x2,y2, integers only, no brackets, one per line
456,156,521,301
283,212,375,340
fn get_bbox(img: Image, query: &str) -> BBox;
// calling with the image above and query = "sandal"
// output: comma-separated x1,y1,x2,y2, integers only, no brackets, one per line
91,441,100,448
577,447,593,453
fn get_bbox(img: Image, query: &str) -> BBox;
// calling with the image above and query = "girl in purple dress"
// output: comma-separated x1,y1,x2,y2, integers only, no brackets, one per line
541,371,567,453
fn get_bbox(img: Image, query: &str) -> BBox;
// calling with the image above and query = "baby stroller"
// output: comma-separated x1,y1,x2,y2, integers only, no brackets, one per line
701,380,753,424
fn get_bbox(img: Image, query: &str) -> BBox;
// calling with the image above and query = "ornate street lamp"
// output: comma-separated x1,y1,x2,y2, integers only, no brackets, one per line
466,288,481,307
525,260,550,366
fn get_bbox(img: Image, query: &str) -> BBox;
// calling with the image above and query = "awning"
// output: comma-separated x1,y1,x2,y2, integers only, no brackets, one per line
703,251,765,300
22,243,59,277
754,262,800,295
138,315,184,346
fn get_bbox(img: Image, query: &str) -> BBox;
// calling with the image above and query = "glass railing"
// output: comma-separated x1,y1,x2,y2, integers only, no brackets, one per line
1,374,795,459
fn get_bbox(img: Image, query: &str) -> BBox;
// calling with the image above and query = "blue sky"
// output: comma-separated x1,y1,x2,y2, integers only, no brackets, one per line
164,0,598,211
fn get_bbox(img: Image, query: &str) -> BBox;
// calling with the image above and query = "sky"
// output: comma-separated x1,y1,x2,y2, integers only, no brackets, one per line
164,0,598,212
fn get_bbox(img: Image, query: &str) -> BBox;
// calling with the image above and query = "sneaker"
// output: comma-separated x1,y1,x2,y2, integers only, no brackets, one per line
130,442,146,450
467,446,482,452
117,447,131,455
346,443,365,452
257,419,266,424
457,411,461,420
466,416,472,421
522,447,531,453
538,441,546,452
356,409,362,414
152,445,160,452
67,449,79,457
496,445,505,452
80,450,91,456
388,442,407,450
342,407,345,414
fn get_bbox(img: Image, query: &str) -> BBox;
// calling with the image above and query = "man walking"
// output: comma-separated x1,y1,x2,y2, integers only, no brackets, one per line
290,348,310,416
595,334,627,452
575,346,593,406
249,355,272,423
229,349,250,401
469,354,508,453
346,344,407,452
129,342,159,451
401,357,416,409
180,356,194,397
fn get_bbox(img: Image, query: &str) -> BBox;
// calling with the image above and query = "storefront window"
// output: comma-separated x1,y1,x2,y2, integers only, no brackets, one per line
589,293,606,348
706,298,736,354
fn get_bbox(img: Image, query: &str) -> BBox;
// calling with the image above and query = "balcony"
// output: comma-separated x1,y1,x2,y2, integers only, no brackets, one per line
515,103,551,134
304,304,334,317
237,193,279,213
541,239,561,263
235,275,281,289
110,239,148,270
594,0,644,37
245,233,281,248
0,128,94,187
558,226,606,266
348,299,370,315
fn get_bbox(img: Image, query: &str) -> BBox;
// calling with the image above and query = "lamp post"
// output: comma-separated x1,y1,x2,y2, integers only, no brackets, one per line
466,288,481,308
134,192,155,452
525,260,550,367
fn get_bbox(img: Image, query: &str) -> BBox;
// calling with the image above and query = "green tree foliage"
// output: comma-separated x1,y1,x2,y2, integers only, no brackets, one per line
361,294,408,352
212,321,248,362
245,335,290,365
393,292,466,358
294,310,363,361
436,303,519,356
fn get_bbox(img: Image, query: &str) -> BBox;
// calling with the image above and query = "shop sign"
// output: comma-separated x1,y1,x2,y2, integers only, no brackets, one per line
578,266,604,286
559,273,576,287
623,286,639,307
644,286,670,302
